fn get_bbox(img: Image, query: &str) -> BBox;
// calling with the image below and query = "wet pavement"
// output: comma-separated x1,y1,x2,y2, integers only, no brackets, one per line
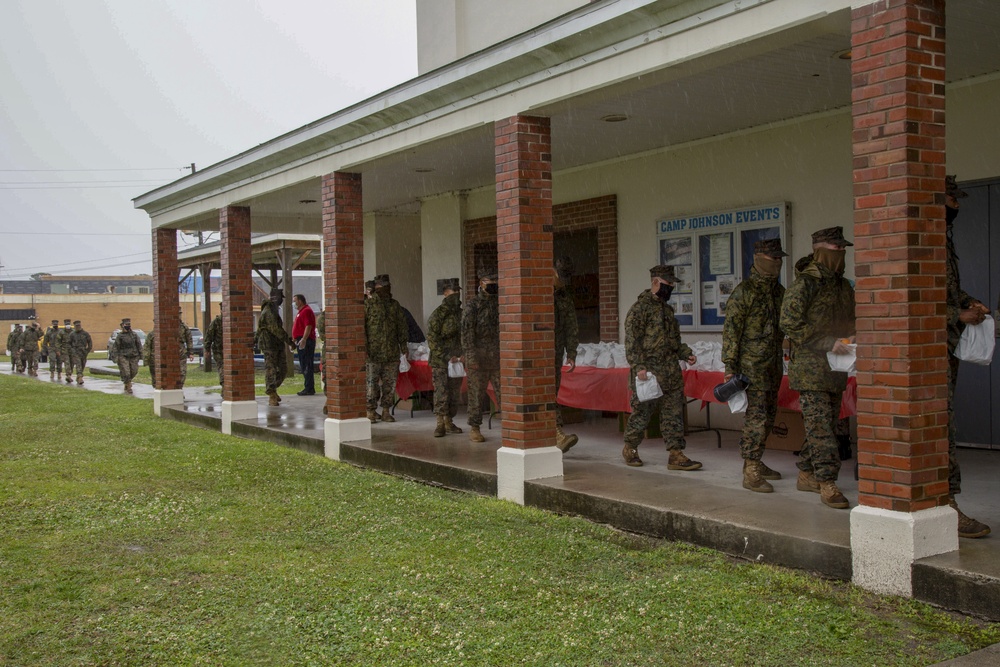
4,359,999,624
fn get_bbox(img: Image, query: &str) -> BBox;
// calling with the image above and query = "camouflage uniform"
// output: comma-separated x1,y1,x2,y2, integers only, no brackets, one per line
58,325,72,382
20,324,42,375
554,284,580,429
364,290,407,414
6,326,21,370
112,328,143,389
205,314,224,386
256,299,293,395
143,331,156,388
722,265,785,461
43,324,62,377
462,287,501,428
68,324,93,383
780,254,855,483
427,291,463,419
623,289,692,451
178,321,194,387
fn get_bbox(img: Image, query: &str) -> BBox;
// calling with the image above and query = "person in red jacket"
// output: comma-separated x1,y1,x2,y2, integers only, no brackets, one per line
292,294,317,396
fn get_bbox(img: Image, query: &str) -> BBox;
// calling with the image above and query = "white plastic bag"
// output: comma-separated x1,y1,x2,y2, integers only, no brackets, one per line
635,372,663,402
448,360,466,378
956,318,996,366
595,347,613,369
399,353,411,373
827,343,856,373
728,390,748,414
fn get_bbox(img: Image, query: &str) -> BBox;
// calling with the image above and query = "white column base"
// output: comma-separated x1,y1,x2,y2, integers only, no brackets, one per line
496,446,564,505
324,418,371,460
850,504,958,597
153,389,184,416
222,400,258,435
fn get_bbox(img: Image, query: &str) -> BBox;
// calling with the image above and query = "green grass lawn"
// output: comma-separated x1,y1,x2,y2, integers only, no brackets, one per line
119,364,306,394
1,374,997,666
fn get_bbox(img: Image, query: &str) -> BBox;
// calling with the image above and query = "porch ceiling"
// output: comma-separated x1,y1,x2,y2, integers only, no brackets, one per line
178,1,1000,235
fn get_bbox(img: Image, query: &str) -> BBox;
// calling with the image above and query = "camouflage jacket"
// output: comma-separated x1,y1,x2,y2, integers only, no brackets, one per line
316,310,324,344
946,227,976,356
42,327,60,354
6,329,21,354
20,326,41,352
364,292,407,364
721,266,785,390
779,255,855,393
427,293,463,369
113,330,143,360
68,328,93,356
554,286,579,367
204,315,224,360
624,289,692,391
179,321,194,358
255,300,292,353
57,328,72,354
143,331,156,365
461,290,500,370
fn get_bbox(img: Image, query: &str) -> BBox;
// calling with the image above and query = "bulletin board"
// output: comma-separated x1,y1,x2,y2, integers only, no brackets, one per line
656,202,789,331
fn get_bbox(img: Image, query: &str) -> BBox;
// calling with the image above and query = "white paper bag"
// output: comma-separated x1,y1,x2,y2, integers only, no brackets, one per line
635,373,663,402
727,391,748,414
448,360,466,378
955,318,996,366
399,353,411,373
827,343,857,373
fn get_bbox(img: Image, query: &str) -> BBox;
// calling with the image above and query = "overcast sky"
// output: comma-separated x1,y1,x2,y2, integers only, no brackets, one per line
0,0,417,281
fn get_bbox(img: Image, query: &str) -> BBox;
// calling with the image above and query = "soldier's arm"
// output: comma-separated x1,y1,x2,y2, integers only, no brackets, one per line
780,278,835,351
670,311,693,361
562,296,580,363
720,286,747,374
624,305,646,372
461,301,478,367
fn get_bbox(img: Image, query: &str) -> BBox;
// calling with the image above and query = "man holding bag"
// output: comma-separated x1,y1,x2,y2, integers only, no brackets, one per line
622,265,700,470
364,274,408,423
943,175,990,538
722,238,787,493
427,278,464,437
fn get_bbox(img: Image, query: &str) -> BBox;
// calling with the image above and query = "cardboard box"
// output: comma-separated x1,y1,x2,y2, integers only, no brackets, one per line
766,407,805,452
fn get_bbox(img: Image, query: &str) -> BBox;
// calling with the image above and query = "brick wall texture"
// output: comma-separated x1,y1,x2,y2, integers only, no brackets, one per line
152,228,181,390
851,0,949,512
220,206,256,402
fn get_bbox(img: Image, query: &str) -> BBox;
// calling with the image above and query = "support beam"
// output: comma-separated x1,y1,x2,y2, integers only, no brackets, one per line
152,228,181,393
219,206,256,433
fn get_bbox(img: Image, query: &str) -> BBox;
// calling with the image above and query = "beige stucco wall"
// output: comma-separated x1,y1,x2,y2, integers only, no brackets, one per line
372,214,424,330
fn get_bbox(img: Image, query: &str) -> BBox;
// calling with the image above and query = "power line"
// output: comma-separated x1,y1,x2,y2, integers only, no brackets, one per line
4,251,152,273
0,231,149,237
0,179,174,185
3,258,153,280
0,184,172,190
0,167,190,173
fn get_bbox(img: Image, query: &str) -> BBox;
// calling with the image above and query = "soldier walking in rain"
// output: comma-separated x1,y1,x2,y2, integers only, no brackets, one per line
112,318,143,394
178,310,194,388
67,320,93,385
427,277,464,437
43,319,62,380
722,238,787,493
204,311,224,387
6,324,22,371
143,330,156,388
256,289,295,406
462,271,501,443
58,320,73,382
20,319,42,376
364,274,408,423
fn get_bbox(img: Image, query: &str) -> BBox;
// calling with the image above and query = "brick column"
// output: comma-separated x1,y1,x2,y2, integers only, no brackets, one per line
849,0,956,596
219,206,258,432
322,172,370,456
494,115,562,503
151,227,182,414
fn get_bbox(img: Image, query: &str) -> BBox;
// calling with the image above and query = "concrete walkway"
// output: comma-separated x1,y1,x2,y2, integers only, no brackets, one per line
4,360,999,630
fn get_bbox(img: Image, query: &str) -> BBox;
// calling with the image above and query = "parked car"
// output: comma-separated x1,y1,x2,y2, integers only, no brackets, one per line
189,327,204,357
106,329,147,363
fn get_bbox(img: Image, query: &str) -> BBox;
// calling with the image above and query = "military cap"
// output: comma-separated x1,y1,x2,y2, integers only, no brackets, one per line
442,277,462,291
811,226,853,247
73,320,81,325
374,273,391,286
753,238,788,258
14,323,22,329
63,319,72,325
365,280,376,290
649,265,678,283
480,271,498,282
51,319,59,325
268,287,283,298
555,256,575,278
121,318,131,326
945,175,968,198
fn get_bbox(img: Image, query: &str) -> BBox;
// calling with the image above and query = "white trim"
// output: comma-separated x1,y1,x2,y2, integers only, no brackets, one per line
152,389,184,416
221,400,258,435
324,417,372,460
497,446,564,505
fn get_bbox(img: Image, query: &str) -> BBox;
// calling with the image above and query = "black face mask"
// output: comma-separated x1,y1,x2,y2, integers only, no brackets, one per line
655,282,673,301
484,283,498,296
946,206,959,225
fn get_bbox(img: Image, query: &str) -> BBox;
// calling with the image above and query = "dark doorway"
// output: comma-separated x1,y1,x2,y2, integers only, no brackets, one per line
952,178,1000,449
555,229,600,344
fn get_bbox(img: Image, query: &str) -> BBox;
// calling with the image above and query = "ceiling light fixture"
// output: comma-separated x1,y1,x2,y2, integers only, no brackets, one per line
415,167,434,173
833,49,852,60
299,199,316,204
601,113,629,123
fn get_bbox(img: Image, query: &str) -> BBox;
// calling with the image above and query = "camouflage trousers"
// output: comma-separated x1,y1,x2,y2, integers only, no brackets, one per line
739,387,779,461
179,357,189,387
431,366,461,419
68,351,87,378
366,361,398,412
214,355,225,388
555,365,565,428
22,349,38,373
118,356,139,383
467,367,501,428
146,360,156,388
796,390,842,482
264,350,287,394
48,352,63,374
946,354,962,495
624,384,686,450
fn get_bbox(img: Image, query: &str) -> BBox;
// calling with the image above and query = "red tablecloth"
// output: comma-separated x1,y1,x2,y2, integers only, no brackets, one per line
396,360,434,400
558,366,856,418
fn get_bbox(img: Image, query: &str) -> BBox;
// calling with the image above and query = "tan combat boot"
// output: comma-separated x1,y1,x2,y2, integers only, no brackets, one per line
65,375,73,383
758,460,782,480
949,497,991,539
267,390,280,407
742,460,774,493
819,481,849,509
124,381,133,395
434,415,447,438
76,375,84,385
444,417,463,434
366,409,379,423
622,444,643,467
381,411,396,423
50,371,55,380
469,426,486,443
556,425,579,453
668,449,702,471
796,470,820,493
